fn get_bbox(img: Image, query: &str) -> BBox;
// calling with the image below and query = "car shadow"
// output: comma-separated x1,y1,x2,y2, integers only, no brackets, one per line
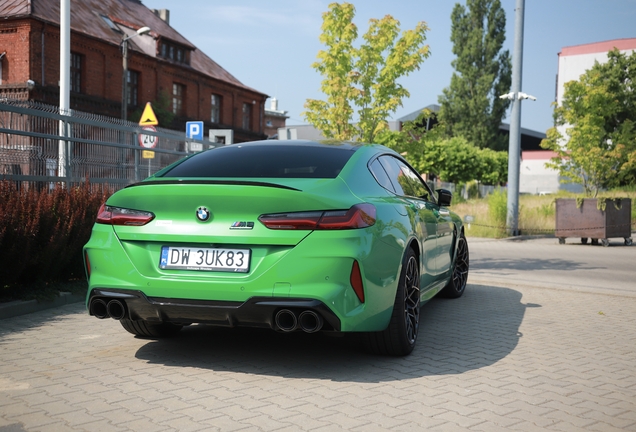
134,284,534,383
471,257,603,272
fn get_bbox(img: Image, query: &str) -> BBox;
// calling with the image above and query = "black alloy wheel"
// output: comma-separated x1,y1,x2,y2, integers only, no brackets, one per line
440,234,469,298
361,248,420,356
402,253,421,345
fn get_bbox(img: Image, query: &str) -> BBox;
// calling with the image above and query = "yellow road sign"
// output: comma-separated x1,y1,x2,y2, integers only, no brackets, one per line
142,150,155,159
139,102,159,126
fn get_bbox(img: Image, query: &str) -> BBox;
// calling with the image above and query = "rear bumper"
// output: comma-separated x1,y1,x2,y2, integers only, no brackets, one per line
88,288,341,331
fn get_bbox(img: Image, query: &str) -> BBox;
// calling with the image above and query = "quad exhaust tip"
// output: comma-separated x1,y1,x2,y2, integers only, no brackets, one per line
92,299,324,332
90,298,127,321
275,309,324,333
90,299,108,319
106,300,126,320
299,311,323,333
275,309,297,332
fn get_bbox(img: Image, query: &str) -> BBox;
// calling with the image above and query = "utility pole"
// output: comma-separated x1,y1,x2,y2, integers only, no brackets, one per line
121,39,129,120
59,0,70,181
506,0,525,236
121,27,151,120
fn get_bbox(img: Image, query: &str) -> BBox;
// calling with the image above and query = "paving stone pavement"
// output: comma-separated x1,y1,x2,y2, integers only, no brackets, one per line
1,242,636,431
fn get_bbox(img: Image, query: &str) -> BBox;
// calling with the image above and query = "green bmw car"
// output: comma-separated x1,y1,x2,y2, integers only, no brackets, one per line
84,140,469,356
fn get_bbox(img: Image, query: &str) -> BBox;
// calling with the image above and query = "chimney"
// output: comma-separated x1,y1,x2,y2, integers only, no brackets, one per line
152,9,170,25
270,97,278,111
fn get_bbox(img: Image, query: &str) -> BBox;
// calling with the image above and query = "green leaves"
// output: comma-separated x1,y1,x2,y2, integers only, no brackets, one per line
376,110,508,186
541,49,636,197
438,0,511,151
303,2,429,143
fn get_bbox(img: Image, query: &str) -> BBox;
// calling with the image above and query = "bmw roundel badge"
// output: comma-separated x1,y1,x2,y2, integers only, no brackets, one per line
196,206,210,222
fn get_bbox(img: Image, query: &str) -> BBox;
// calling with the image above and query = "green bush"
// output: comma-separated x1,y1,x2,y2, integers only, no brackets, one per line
487,189,507,234
0,181,109,298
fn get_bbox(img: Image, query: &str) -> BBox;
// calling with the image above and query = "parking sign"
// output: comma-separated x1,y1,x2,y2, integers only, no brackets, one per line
186,121,204,140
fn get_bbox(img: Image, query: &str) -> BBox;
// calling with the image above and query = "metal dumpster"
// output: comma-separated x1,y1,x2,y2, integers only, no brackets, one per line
555,198,632,247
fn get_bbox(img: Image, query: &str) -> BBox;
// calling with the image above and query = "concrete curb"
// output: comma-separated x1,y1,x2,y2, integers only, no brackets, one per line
0,292,85,320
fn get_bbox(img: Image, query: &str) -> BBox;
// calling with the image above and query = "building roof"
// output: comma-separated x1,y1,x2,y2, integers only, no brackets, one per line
559,38,636,57
498,123,546,140
397,104,440,123
397,104,546,138
0,0,265,96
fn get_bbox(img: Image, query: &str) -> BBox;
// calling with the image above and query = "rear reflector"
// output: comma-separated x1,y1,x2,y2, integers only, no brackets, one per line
84,251,91,278
96,204,155,226
259,203,376,230
350,260,365,303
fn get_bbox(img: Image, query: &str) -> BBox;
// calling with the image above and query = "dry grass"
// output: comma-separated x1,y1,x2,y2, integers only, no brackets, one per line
452,190,636,238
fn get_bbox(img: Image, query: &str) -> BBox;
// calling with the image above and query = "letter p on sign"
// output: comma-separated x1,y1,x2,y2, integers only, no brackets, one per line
186,121,204,140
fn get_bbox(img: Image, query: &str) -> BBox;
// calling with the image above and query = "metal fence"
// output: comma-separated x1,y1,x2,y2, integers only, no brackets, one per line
0,99,213,191
431,181,504,200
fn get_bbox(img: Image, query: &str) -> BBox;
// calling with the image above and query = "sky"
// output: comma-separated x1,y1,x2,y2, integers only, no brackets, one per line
141,0,636,134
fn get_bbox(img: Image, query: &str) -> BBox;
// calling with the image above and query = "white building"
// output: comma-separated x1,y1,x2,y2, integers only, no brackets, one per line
520,38,636,194
556,38,636,107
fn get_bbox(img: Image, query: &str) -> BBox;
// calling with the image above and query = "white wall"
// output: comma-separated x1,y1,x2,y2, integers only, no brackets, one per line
556,40,636,142
520,157,559,195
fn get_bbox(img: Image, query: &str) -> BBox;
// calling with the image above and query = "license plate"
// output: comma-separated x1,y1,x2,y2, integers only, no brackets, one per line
159,246,250,272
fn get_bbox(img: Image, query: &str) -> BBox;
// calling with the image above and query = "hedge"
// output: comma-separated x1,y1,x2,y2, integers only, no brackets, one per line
0,181,110,295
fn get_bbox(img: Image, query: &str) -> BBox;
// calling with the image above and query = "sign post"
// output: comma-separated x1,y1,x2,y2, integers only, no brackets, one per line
186,121,204,152
138,103,159,177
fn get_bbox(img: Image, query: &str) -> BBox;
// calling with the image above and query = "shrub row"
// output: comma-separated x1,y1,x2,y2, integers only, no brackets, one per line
0,181,110,293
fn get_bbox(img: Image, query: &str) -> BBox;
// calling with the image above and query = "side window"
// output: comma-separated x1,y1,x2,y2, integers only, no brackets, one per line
378,156,432,200
369,159,395,193
395,159,430,200
378,156,406,196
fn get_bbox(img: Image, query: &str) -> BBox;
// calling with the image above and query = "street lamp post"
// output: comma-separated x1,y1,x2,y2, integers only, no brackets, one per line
121,26,151,120
59,0,70,182
502,0,536,237
499,89,537,234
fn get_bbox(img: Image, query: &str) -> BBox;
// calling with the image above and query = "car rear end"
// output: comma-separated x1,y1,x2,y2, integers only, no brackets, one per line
84,141,400,334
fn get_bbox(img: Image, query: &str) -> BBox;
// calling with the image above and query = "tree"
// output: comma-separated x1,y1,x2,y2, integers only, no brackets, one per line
420,136,482,184
437,0,511,150
541,49,636,197
477,148,508,185
376,110,508,185
304,2,429,143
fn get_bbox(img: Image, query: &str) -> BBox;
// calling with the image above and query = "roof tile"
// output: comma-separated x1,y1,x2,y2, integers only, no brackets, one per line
0,0,264,95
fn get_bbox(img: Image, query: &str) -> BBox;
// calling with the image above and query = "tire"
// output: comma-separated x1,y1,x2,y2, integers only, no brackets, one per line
439,234,469,299
591,239,599,245
581,238,588,244
626,238,633,246
120,319,182,338
362,248,420,356
558,237,566,244
601,239,610,247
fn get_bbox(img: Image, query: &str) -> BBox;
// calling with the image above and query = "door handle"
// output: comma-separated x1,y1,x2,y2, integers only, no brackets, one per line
438,209,450,216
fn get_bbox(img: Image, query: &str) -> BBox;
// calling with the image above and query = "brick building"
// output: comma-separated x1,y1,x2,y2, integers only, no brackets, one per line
0,0,268,142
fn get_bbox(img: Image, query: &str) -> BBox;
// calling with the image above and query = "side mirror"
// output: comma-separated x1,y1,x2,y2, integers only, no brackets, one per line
436,189,452,207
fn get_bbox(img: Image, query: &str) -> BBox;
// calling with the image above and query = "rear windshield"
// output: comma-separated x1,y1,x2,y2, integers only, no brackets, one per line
160,144,356,179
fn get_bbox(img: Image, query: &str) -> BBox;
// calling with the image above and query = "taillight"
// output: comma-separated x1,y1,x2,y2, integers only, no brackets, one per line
350,260,365,303
96,203,155,226
259,204,376,230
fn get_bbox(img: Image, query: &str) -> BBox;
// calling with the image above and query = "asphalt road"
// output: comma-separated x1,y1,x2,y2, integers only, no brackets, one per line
0,236,634,431
468,235,636,297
